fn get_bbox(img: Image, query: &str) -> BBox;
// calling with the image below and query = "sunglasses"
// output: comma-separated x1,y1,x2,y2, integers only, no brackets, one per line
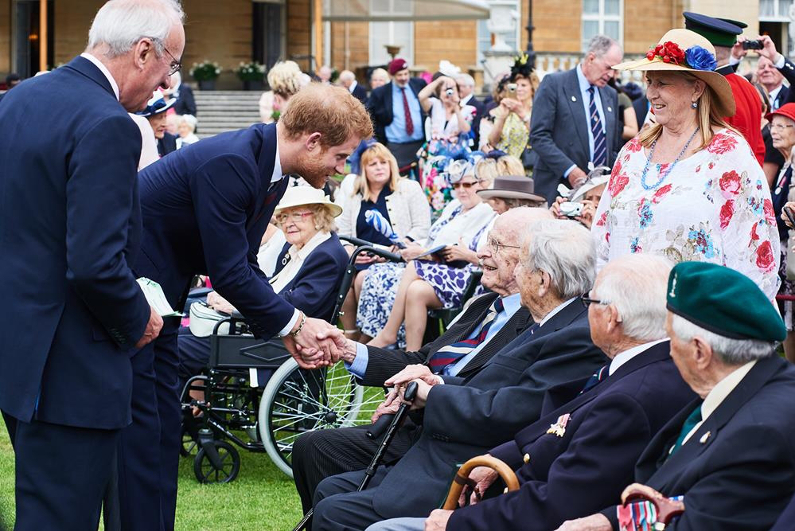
452,181,479,190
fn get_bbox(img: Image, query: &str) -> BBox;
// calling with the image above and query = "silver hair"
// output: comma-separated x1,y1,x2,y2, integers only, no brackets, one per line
596,254,672,342
339,70,356,82
587,35,622,58
88,0,184,58
456,74,475,88
522,219,595,299
670,313,778,366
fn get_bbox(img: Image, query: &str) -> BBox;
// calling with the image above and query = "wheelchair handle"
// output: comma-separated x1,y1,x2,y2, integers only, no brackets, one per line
441,455,520,510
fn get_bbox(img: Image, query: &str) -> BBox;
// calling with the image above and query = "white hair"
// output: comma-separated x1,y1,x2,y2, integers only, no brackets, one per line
587,35,622,58
456,73,475,88
88,0,184,58
178,114,197,131
596,255,672,342
339,70,356,82
670,314,778,366
523,219,595,299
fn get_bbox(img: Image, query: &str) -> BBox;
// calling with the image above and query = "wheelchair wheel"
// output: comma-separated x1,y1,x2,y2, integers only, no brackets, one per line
193,440,241,484
258,358,382,477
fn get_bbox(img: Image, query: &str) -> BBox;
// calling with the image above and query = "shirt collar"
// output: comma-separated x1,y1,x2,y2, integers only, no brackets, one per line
461,93,473,106
701,360,758,421
769,85,783,100
576,64,592,93
608,338,668,376
271,129,284,184
349,80,358,93
500,292,522,317
81,52,120,100
539,297,577,327
290,230,331,261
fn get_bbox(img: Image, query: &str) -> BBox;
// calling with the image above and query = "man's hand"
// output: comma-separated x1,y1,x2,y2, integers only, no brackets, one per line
731,36,748,62
206,291,236,314
282,316,346,368
555,514,612,531
459,465,499,506
135,306,163,349
405,378,431,410
384,364,440,388
371,387,402,423
567,167,588,188
758,35,781,63
425,509,453,531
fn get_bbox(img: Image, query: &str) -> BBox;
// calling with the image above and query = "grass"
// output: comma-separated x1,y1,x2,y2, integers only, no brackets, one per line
0,414,304,530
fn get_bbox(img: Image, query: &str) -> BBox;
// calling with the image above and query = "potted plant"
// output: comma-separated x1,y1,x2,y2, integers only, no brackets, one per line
190,60,221,91
235,61,266,91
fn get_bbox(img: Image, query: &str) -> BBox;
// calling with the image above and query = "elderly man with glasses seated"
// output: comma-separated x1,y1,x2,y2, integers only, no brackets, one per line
558,262,795,531
308,219,608,531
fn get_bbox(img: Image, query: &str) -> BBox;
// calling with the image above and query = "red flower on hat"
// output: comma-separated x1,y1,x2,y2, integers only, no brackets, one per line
719,200,734,229
707,133,738,155
647,42,686,65
756,240,776,273
719,170,742,197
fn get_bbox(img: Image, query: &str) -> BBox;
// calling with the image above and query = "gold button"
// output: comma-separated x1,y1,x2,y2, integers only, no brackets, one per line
523,453,530,463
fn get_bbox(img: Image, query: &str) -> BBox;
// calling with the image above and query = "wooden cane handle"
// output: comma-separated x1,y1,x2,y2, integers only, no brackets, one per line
623,488,685,525
441,455,520,510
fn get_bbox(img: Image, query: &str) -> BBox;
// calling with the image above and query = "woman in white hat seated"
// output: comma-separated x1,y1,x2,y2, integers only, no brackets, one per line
177,186,348,383
593,28,779,299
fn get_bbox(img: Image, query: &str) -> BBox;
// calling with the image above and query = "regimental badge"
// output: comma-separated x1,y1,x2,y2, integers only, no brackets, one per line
546,413,571,437
669,274,677,298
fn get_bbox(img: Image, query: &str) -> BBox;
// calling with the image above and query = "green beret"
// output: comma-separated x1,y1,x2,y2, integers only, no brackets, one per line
666,261,786,342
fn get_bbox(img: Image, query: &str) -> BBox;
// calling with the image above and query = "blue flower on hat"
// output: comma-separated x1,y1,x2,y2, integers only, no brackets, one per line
685,46,717,71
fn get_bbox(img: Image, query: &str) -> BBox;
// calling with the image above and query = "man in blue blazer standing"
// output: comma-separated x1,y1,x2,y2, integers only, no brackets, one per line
116,83,373,531
0,1,185,529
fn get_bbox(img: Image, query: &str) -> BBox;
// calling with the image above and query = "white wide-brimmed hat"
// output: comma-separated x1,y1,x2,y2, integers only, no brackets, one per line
274,186,342,217
571,175,610,202
613,28,735,117
135,89,177,117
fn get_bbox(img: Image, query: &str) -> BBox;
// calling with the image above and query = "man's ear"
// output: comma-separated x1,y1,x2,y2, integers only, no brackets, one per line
305,132,322,151
133,38,153,71
692,336,713,370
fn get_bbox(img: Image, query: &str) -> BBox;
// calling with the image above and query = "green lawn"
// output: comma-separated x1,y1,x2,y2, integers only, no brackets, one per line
0,415,304,530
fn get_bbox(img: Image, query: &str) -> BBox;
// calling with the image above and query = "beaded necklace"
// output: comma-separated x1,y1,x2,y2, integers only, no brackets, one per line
640,128,699,190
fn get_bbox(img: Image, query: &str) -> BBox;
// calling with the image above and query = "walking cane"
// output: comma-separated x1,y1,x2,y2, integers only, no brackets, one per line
291,382,419,531
440,455,520,510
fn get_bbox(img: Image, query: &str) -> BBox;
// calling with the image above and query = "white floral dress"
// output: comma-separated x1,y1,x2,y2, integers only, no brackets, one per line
592,129,781,299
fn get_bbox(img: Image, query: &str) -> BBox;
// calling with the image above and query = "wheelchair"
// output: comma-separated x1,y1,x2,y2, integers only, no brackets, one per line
180,238,404,483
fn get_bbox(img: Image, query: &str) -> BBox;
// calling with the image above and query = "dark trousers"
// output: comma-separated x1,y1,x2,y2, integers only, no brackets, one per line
311,467,391,531
386,140,424,174
2,411,118,531
117,321,182,531
292,422,419,512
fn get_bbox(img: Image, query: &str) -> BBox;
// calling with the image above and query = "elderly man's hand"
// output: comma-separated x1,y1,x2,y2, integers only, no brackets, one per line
731,36,749,61
567,167,588,188
425,509,453,531
554,514,612,531
384,364,440,388
458,465,499,506
371,387,402,423
758,35,781,63
282,316,345,368
135,305,163,349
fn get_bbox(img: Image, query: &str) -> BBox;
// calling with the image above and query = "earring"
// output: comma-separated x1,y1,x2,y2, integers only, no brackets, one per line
315,225,321,230
691,101,698,109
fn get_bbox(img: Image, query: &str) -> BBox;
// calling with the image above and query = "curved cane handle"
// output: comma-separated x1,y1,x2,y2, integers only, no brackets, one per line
623,487,685,526
441,455,520,510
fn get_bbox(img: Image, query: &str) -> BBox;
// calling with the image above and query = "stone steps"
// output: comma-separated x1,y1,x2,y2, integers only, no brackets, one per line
194,90,263,137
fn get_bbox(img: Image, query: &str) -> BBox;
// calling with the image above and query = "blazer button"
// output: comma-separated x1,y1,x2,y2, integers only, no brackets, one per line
523,453,530,463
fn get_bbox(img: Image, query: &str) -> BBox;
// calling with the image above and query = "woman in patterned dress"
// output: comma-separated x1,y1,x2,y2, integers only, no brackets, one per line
593,29,780,299
359,157,495,349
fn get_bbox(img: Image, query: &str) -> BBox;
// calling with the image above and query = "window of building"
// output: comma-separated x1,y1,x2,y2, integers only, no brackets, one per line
476,1,521,62
581,0,622,52
369,0,414,65
760,0,793,20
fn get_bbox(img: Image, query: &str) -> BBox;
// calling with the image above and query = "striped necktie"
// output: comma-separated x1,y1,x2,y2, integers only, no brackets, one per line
588,86,607,167
580,364,609,394
428,298,504,373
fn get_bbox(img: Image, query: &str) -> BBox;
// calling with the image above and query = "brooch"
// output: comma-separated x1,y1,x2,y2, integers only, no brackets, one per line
546,413,571,437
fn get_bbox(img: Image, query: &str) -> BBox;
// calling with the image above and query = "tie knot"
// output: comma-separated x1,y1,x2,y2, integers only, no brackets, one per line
588,85,596,94
492,298,505,314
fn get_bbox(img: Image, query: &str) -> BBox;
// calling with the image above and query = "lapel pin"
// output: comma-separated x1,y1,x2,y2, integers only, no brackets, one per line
571,96,577,102
699,431,711,444
546,413,571,437
607,106,612,112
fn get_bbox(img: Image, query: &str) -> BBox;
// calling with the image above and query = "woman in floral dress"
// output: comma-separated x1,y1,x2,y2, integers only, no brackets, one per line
593,29,780,299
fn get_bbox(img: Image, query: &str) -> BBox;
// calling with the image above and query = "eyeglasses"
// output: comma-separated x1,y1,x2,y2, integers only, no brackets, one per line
487,237,520,254
581,296,609,308
275,211,314,224
452,181,478,190
146,37,181,76
771,123,795,131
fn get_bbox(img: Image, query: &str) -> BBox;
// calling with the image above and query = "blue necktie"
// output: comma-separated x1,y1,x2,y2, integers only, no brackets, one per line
580,364,609,394
588,86,607,167
428,298,504,373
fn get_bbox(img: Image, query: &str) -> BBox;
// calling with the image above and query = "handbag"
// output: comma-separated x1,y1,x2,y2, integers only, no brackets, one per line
188,302,231,337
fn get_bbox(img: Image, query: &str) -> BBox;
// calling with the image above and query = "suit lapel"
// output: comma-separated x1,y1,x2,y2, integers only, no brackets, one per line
457,307,533,377
563,69,590,157
598,86,617,154
422,294,496,364
645,356,785,488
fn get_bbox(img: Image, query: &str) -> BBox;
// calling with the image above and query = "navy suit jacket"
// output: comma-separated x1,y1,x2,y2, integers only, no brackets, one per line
173,84,197,117
0,56,150,429
529,67,621,202
135,123,295,340
367,78,427,144
272,233,348,322
369,300,608,519
448,342,695,531
350,83,368,104
157,132,178,158
603,356,795,531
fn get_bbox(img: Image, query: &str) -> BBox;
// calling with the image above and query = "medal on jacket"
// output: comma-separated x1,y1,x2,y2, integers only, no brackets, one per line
546,413,571,437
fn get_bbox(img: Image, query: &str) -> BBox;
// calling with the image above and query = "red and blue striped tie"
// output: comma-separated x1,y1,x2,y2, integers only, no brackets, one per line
428,298,504,373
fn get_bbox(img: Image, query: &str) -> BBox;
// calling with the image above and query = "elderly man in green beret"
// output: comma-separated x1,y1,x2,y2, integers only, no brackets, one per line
558,261,795,531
